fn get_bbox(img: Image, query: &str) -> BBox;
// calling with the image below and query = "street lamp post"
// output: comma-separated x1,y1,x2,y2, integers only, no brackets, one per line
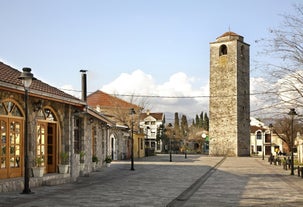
269,123,273,156
167,123,173,162
262,139,265,160
170,136,172,162
129,108,136,171
18,67,35,194
146,126,150,157
202,133,206,154
288,108,297,176
268,123,274,164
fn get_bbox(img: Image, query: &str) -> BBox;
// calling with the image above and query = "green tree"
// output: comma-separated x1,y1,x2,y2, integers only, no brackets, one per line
203,112,209,131
174,112,181,138
199,112,204,128
181,115,189,137
195,114,199,127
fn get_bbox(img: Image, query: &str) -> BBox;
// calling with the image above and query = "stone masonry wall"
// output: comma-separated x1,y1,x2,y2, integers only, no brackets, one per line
209,34,250,156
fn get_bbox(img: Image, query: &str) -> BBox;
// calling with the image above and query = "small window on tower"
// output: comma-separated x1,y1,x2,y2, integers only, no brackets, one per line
219,44,227,56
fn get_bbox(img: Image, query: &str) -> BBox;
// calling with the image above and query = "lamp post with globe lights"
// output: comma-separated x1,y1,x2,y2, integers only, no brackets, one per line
129,108,136,171
18,67,35,194
269,123,273,156
288,108,297,176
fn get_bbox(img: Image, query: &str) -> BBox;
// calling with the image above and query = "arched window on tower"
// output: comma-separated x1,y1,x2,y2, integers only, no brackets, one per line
219,44,227,56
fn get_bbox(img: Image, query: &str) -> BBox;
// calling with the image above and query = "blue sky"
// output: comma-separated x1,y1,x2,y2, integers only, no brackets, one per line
0,0,301,118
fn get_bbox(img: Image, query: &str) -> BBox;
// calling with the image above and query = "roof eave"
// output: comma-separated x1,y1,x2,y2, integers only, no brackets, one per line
0,81,86,107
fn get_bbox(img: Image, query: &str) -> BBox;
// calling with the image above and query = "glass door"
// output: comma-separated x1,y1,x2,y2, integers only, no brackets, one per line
47,123,56,173
37,123,46,171
0,118,23,178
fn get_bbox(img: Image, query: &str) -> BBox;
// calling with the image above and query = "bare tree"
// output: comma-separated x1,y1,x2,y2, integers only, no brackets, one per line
127,93,152,113
106,92,153,129
272,117,301,151
255,4,303,115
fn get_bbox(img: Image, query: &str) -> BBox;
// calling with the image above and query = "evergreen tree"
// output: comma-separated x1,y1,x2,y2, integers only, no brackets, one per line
181,114,189,137
204,112,209,131
199,112,204,128
174,112,181,138
195,115,199,127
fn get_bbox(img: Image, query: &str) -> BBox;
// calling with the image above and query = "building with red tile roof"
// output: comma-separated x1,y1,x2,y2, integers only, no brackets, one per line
87,90,141,126
0,62,85,106
0,62,113,192
250,117,283,157
87,90,145,159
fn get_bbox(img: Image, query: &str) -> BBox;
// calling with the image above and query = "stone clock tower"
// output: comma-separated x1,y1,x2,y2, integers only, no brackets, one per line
209,31,250,156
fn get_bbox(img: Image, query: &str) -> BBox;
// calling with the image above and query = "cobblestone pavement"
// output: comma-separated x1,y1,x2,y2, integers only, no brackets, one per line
1,154,303,207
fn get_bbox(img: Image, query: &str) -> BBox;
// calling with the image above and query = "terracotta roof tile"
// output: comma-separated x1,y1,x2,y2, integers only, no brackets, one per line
218,31,240,38
250,125,266,133
87,90,139,109
0,62,84,105
216,31,244,42
140,112,164,121
87,90,143,127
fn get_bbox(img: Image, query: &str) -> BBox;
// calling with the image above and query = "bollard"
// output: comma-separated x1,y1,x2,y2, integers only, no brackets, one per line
184,152,187,159
301,167,303,178
298,166,300,177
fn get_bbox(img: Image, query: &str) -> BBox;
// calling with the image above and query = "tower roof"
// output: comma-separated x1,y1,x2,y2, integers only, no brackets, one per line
216,31,244,42
218,31,240,38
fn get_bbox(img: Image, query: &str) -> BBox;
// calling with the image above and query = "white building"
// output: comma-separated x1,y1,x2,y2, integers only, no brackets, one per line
295,132,303,163
250,117,283,156
139,111,164,154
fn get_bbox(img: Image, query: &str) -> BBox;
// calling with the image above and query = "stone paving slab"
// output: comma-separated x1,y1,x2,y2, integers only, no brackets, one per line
183,157,303,207
0,155,303,207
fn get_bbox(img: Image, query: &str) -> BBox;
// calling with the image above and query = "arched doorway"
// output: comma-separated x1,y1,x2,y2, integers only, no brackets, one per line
0,100,23,179
36,107,58,173
110,135,117,160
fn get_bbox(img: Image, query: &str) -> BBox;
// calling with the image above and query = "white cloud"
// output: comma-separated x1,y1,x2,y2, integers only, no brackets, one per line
101,70,208,118
250,77,275,117
61,84,81,99
277,71,303,107
249,73,303,119
102,70,155,95
60,69,275,120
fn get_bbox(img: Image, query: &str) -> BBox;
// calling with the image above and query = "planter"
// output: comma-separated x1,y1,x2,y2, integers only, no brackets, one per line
58,164,69,174
80,163,85,171
32,167,44,177
106,163,111,167
92,162,96,171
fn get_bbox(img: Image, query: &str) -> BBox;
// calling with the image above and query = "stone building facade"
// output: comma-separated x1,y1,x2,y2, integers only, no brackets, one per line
87,90,142,161
209,32,250,156
0,63,113,192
